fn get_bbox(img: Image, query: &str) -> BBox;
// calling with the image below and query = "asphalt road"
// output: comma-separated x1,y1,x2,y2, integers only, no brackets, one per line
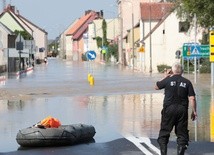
2,137,214,155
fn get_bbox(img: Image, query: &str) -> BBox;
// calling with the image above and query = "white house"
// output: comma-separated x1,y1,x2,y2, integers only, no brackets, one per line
58,19,78,60
117,0,160,64
18,15,48,60
0,5,48,61
139,2,203,73
87,18,120,62
0,22,13,72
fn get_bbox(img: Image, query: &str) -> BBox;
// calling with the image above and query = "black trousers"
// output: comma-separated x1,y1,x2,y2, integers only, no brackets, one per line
157,104,189,147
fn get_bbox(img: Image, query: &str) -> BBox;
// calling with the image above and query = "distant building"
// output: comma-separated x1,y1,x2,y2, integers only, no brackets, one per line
87,18,120,62
0,5,48,63
118,1,204,73
140,2,203,73
65,10,103,61
58,19,78,60
0,21,13,72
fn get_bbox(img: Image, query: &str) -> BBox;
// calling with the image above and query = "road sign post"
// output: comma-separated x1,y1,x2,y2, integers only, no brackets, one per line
182,44,209,58
182,43,210,83
210,31,214,85
210,31,214,62
86,51,96,86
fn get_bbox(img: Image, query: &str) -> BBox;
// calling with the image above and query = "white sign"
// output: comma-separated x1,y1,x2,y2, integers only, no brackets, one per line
15,33,25,42
8,48,29,58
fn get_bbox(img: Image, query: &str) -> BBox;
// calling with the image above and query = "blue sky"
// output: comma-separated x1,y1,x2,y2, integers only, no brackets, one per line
3,0,118,39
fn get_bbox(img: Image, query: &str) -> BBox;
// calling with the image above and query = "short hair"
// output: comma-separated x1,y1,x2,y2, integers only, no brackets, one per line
171,62,183,74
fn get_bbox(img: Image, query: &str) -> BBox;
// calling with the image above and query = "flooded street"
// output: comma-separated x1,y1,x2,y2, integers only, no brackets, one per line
0,58,213,153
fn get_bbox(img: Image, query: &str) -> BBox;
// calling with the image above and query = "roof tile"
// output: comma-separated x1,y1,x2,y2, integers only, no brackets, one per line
140,2,174,21
66,12,93,35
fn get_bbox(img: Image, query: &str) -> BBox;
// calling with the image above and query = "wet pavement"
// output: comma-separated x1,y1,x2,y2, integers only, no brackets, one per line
0,58,214,154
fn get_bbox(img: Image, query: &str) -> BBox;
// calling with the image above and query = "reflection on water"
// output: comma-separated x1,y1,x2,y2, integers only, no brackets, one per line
0,91,213,152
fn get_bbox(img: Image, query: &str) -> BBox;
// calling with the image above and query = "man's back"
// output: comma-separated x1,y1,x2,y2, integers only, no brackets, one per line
156,75,195,107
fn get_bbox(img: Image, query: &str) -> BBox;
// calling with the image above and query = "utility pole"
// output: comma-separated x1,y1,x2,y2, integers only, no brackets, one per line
194,13,197,84
120,17,123,65
131,8,134,70
149,1,152,73
117,0,123,65
123,0,134,70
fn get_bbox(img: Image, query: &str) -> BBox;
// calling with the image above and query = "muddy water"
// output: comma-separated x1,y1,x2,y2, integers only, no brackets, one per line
0,59,213,152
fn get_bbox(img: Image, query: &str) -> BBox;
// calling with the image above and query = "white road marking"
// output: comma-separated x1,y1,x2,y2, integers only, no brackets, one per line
139,137,160,155
125,136,160,155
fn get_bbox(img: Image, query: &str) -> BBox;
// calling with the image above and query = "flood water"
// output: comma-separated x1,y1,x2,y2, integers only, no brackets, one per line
0,58,213,152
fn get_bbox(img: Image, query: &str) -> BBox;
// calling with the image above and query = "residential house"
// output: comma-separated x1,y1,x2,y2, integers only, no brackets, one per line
0,5,48,64
17,12,48,61
123,23,140,67
58,19,78,60
117,0,160,65
0,21,13,72
118,1,203,73
87,18,120,62
140,2,203,73
65,10,103,61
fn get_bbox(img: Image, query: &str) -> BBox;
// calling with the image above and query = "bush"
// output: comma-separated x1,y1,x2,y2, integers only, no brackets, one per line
199,58,211,73
81,53,87,61
183,58,210,73
157,64,171,73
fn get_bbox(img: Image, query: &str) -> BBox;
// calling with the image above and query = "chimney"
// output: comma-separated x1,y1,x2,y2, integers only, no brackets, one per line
100,10,103,18
85,10,92,15
6,5,15,13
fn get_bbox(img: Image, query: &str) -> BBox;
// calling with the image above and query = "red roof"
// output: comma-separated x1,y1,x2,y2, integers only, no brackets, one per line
140,2,175,21
66,12,92,35
66,11,100,40
72,12,98,40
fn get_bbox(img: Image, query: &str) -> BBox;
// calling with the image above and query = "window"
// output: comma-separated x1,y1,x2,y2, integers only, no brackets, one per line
179,21,190,32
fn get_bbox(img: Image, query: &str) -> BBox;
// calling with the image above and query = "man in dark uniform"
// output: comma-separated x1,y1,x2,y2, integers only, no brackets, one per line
155,62,197,155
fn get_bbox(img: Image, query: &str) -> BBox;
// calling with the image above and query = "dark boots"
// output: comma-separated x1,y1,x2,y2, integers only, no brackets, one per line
177,145,187,155
160,145,167,155
157,138,167,155
159,144,167,155
158,144,187,155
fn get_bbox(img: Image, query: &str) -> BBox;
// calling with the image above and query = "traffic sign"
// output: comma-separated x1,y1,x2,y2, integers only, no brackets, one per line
210,31,214,62
86,50,96,60
138,45,145,52
183,43,209,58
16,33,24,50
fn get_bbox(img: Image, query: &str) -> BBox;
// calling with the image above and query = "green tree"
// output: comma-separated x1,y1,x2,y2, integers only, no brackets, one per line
95,36,102,48
95,19,108,47
95,19,119,62
175,0,214,28
102,19,108,46
48,41,58,57
173,0,214,44
14,30,33,40
107,43,118,62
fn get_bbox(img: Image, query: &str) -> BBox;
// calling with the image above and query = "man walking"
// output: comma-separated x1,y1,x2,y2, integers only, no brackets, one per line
155,62,197,155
